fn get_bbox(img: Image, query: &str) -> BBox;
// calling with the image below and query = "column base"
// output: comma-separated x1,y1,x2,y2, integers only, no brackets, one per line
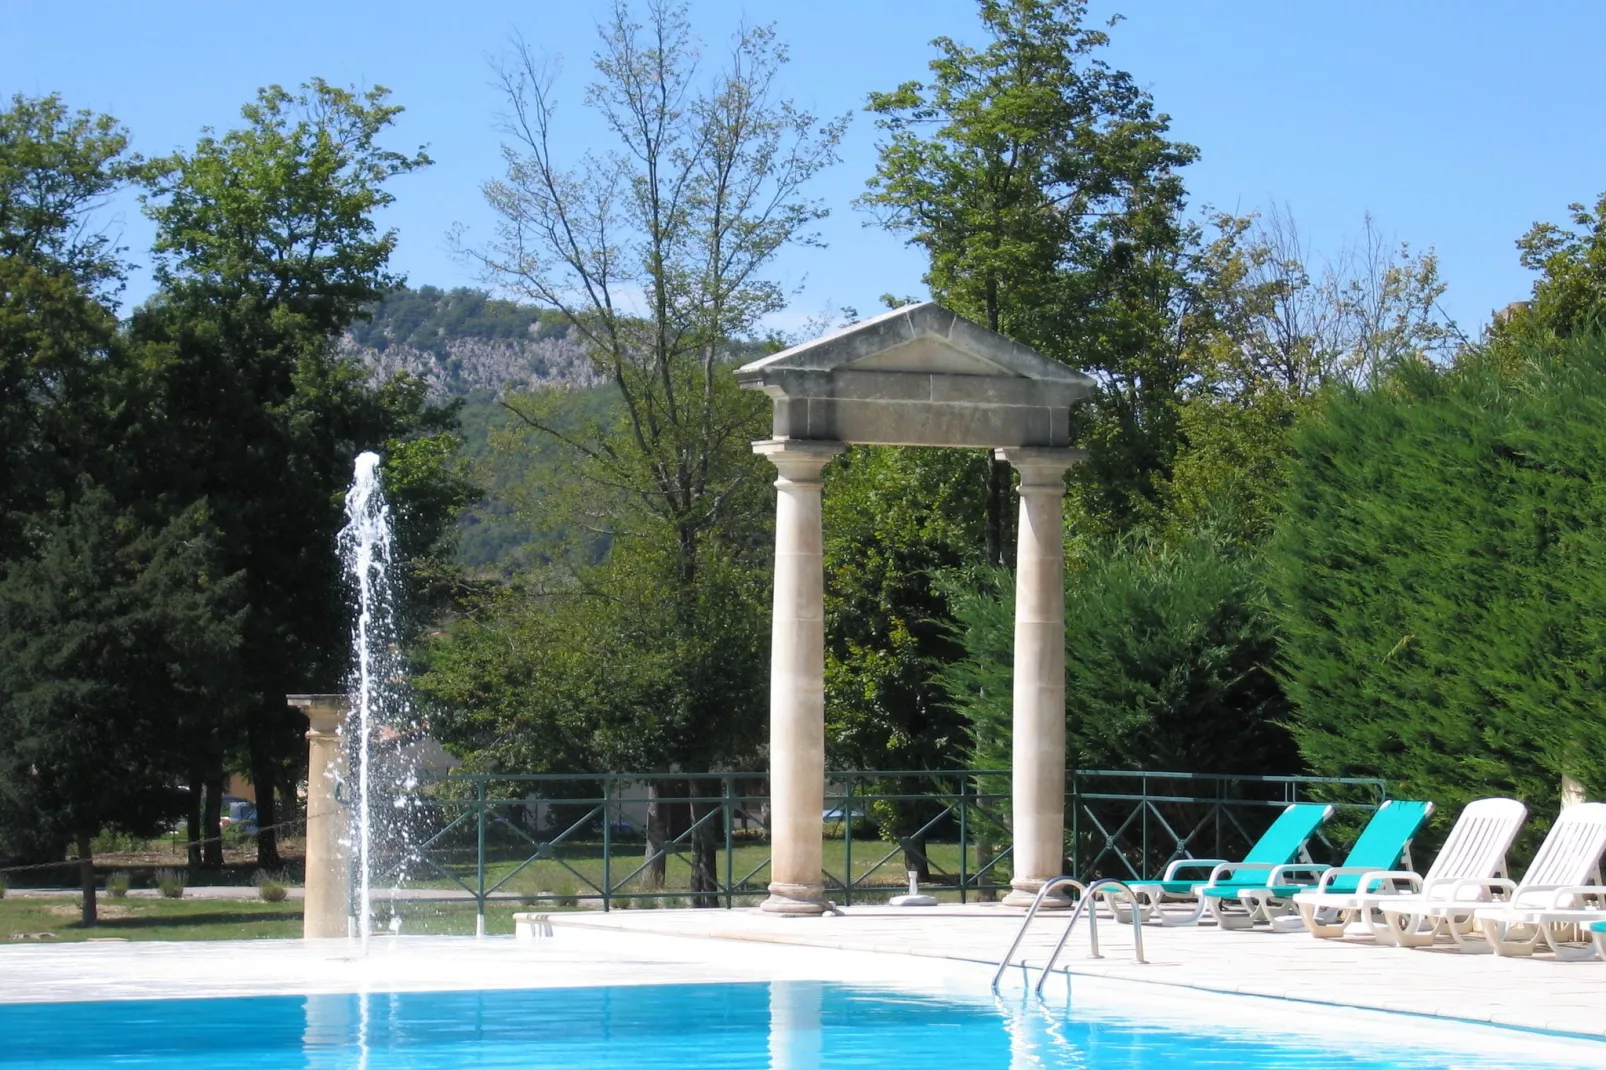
762,881,828,916
1003,877,1073,910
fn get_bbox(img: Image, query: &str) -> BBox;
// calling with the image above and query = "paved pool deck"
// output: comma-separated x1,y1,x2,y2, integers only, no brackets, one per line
541,903,1606,1040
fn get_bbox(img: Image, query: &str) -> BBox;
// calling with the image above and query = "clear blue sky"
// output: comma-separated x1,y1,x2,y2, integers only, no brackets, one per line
5,0,1603,335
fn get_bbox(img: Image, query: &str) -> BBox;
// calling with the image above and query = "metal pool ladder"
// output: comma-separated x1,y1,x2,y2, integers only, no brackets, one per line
992,876,1147,992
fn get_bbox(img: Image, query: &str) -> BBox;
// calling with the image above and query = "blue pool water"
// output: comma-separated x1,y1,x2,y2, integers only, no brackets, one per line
0,982,1598,1069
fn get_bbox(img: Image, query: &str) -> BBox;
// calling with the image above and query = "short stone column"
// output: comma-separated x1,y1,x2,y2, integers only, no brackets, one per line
755,439,845,915
290,694,351,938
995,448,1081,908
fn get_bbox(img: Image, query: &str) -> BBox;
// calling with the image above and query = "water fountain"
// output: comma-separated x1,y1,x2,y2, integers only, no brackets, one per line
336,450,419,950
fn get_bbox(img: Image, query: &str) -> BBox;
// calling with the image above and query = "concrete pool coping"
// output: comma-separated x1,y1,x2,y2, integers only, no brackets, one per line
533,903,1606,1041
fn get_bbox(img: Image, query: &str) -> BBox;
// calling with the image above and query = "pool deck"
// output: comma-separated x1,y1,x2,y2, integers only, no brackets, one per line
0,904,1601,1050
541,903,1606,1039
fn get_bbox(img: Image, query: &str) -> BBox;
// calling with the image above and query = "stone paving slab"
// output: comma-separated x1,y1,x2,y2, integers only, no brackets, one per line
541,904,1606,1040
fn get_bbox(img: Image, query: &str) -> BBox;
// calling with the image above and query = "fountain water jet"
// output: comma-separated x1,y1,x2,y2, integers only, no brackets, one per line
337,451,419,950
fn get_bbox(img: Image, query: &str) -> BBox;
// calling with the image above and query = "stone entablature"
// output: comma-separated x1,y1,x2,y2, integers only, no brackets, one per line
735,302,1093,449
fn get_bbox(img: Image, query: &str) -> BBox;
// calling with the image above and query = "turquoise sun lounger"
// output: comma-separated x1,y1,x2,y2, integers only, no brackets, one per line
1205,799,1434,930
1112,801,1335,926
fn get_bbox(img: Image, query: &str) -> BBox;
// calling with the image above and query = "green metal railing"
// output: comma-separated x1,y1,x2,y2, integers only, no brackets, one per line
356,769,1387,927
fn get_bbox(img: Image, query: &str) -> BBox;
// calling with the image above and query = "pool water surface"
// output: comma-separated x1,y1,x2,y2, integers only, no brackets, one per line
0,981,1599,1069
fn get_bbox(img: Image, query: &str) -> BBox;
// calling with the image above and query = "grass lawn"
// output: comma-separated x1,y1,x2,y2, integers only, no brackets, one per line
403,837,1012,905
0,896,552,943
0,897,305,943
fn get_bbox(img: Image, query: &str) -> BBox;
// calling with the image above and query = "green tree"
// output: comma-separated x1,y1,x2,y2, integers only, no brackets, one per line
0,95,138,561
862,0,1202,546
133,79,455,868
940,529,1295,784
463,2,845,896
1498,190,1606,339
0,482,243,924
1268,332,1606,823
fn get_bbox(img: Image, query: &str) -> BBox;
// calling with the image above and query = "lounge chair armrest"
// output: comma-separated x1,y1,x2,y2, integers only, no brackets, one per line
1350,869,1423,896
1161,858,1230,881
1207,861,1275,886
1448,876,1517,902
1268,863,1329,888
1539,885,1606,910
1308,866,1409,894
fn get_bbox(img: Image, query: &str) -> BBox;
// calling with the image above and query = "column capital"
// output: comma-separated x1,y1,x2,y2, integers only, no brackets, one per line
289,694,349,738
993,447,1085,491
753,439,846,486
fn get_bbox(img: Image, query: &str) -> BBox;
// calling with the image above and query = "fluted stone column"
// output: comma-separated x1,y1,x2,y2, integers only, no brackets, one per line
291,694,351,938
996,448,1081,908
755,439,845,916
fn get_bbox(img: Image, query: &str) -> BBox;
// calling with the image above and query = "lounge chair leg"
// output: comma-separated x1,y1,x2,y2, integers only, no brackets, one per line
1157,896,1207,927
1376,909,1443,948
1447,910,1495,954
1539,922,1595,962
1297,901,1349,939
1208,896,1254,931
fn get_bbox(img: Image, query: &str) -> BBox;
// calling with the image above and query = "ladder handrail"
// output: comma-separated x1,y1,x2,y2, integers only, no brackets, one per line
990,876,1084,989
992,876,1147,992
1034,878,1145,993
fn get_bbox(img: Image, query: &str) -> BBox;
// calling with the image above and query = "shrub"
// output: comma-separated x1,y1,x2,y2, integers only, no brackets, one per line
253,870,288,903
940,531,1296,782
105,872,131,899
155,868,186,899
1268,332,1606,814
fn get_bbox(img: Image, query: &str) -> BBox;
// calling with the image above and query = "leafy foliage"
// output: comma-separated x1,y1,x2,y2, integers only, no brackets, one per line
0,484,244,862
1268,332,1606,814
348,285,567,357
941,530,1296,786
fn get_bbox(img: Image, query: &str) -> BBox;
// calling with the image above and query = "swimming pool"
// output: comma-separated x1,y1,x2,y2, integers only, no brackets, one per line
3,981,1600,1069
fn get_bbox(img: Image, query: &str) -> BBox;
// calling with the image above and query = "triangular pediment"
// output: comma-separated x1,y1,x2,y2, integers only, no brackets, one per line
736,302,1091,384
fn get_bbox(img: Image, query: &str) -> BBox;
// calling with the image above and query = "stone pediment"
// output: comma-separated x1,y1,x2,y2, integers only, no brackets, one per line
735,303,1093,449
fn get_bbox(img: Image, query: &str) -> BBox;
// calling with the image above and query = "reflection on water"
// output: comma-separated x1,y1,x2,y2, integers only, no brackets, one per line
0,980,1600,1069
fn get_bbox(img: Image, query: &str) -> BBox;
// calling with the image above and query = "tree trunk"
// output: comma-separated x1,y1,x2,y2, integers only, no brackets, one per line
77,833,96,928
904,831,932,885
246,701,282,870
688,798,719,908
187,774,203,869
984,458,1015,568
202,773,225,869
643,779,690,891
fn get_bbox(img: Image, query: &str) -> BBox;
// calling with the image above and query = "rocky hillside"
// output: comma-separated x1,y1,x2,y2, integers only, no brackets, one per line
342,285,600,397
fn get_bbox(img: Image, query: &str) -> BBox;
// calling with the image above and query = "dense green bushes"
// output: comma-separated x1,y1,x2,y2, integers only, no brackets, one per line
941,530,1295,778
1269,332,1606,812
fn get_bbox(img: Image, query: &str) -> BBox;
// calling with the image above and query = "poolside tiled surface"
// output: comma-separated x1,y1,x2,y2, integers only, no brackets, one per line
546,904,1606,1039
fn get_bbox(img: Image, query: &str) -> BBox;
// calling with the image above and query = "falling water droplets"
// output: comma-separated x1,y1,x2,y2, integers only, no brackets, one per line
338,451,422,951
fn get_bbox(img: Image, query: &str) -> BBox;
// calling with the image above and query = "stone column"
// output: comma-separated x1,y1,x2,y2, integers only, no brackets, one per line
995,448,1081,908
755,439,845,916
290,694,351,938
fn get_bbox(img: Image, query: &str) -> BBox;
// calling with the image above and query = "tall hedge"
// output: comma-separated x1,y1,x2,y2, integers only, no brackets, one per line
1269,333,1606,813
940,529,1296,780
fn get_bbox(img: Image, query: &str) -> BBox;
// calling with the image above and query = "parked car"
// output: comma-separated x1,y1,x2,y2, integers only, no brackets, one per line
220,797,258,833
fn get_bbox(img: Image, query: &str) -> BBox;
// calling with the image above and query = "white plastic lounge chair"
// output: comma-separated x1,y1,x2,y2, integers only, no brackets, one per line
1379,801,1606,957
1291,796,1527,942
1591,919,1606,960
1467,802,1606,959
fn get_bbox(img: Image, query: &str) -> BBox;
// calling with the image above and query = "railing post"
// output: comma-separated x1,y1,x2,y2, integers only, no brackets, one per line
1141,773,1150,880
1069,770,1080,880
723,775,734,910
602,777,612,913
958,775,969,905
475,777,487,937
842,778,853,908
